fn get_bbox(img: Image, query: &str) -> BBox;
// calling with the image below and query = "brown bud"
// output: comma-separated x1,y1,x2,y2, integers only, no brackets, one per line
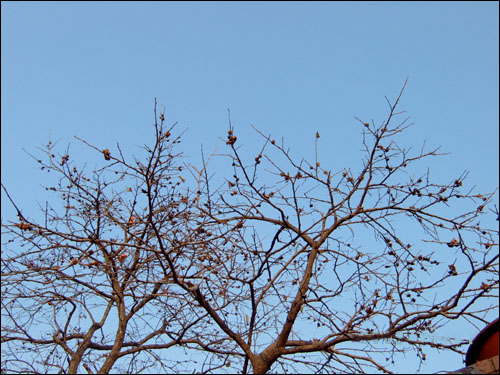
103,149,111,161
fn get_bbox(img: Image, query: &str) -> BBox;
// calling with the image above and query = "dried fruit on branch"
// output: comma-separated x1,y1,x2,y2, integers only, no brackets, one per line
16,222,32,231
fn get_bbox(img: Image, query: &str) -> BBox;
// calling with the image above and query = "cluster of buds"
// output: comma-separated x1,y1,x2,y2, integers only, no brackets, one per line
16,222,32,231
377,144,390,152
60,154,69,166
226,129,237,145
280,171,291,181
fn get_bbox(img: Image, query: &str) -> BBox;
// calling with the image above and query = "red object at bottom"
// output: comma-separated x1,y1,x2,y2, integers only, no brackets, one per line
465,318,499,366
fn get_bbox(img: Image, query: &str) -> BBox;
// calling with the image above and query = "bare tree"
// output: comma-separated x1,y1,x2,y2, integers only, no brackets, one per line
2,83,498,374
1,102,220,374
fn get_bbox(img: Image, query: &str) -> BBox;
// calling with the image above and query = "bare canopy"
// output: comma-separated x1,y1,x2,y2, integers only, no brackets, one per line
2,83,498,374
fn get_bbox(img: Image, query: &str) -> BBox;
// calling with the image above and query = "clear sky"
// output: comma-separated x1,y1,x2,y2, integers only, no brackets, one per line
1,2,498,373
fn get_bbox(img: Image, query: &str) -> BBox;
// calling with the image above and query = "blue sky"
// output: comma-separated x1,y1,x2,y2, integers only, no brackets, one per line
1,2,498,373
